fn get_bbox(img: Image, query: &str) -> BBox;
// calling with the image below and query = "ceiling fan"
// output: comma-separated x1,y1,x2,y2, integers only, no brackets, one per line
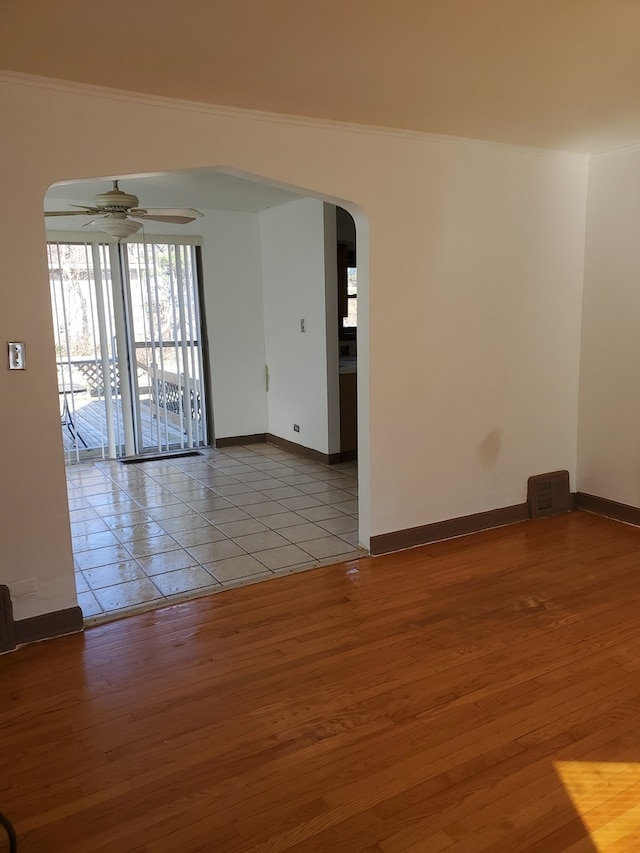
45,180,204,240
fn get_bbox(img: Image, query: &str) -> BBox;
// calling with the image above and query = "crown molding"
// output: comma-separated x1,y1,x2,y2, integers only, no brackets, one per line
590,138,640,160
0,69,587,162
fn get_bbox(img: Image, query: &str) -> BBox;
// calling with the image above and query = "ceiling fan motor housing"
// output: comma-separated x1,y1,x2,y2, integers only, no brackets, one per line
94,187,140,212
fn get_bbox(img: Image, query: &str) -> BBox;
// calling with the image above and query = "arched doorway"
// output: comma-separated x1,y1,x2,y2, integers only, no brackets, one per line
44,168,370,622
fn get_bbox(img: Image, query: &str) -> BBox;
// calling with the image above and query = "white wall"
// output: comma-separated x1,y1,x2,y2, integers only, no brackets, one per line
369,145,588,535
199,210,268,439
0,72,589,622
260,198,334,454
578,147,640,505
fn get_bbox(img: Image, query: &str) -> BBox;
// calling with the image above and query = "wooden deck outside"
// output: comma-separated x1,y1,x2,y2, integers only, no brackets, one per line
3,511,640,850
60,392,188,454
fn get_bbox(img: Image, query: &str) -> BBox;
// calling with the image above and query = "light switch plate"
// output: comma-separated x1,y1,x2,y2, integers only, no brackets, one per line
8,342,26,370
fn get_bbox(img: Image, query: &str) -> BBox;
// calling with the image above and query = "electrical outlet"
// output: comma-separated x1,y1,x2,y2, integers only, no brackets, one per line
293,424,300,433
8,342,26,370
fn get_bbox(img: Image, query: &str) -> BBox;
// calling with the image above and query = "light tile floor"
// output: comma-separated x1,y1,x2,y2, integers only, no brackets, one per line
67,443,362,624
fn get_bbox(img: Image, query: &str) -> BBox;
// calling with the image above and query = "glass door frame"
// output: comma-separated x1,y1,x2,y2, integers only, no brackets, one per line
47,232,209,462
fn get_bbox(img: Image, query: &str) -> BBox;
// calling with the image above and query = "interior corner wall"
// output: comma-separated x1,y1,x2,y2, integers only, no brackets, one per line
198,209,268,440
577,147,640,506
259,197,332,454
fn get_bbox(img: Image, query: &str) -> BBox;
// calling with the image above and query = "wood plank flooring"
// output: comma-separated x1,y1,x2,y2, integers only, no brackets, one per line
3,511,640,851
61,396,187,454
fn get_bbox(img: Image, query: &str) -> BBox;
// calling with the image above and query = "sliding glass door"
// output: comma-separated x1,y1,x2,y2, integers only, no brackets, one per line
124,241,207,455
48,237,208,462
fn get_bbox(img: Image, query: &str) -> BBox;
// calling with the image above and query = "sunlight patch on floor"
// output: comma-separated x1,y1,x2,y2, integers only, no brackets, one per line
555,760,640,850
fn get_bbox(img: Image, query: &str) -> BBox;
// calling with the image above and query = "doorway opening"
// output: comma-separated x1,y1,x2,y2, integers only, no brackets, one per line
45,168,370,622
336,206,358,461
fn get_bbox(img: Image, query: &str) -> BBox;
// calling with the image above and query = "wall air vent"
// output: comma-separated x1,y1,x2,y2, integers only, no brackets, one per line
527,470,572,519
0,585,15,653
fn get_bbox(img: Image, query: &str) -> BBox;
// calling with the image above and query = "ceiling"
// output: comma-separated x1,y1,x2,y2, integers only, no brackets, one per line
5,1,640,154
45,170,302,214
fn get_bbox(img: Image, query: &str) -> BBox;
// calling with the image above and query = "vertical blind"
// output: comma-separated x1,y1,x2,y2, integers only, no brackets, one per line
48,237,207,462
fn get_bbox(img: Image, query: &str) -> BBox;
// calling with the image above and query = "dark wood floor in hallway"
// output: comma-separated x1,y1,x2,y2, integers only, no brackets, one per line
3,511,640,851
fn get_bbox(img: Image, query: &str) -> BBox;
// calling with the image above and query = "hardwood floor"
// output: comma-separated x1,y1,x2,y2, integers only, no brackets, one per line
3,511,640,851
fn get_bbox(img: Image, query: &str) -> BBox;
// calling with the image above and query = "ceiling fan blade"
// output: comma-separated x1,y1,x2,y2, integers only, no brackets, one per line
45,210,94,217
134,214,199,225
131,207,203,219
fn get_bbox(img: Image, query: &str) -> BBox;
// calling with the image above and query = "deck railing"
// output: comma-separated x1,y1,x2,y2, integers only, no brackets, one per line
57,350,203,438
57,357,120,397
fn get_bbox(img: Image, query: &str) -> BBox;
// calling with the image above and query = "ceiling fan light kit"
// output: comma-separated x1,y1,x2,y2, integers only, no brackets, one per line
97,215,143,241
44,180,203,241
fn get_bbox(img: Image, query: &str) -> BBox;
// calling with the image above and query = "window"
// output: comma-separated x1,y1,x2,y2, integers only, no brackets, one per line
342,267,357,330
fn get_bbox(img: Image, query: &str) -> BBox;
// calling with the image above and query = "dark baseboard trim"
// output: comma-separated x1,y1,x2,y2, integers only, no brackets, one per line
13,606,84,648
216,433,355,465
574,492,640,526
266,433,342,465
0,585,16,653
215,434,267,448
370,502,530,556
